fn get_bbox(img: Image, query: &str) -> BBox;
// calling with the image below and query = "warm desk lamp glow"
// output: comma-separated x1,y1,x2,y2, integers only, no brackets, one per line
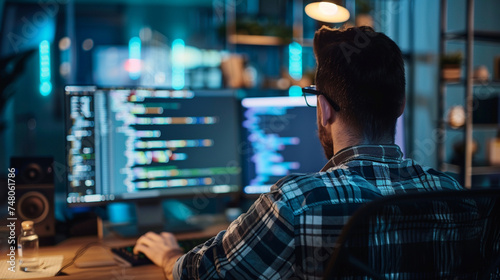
305,1,350,23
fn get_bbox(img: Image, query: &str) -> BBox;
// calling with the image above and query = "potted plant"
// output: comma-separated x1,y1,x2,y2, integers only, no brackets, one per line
441,52,463,81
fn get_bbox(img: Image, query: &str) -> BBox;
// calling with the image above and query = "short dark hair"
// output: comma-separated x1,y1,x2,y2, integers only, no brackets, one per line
313,26,405,142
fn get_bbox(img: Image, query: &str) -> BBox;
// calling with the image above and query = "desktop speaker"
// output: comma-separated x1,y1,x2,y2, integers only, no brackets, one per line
10,157,55,240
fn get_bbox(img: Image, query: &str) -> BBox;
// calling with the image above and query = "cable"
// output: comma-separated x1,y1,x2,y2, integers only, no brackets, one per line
55,242,110,276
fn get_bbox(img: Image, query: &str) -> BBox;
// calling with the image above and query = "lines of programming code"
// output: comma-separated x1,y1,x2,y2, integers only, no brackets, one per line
65,87,241,204
108,89,235,192
241,97,327,195
65,87,101,203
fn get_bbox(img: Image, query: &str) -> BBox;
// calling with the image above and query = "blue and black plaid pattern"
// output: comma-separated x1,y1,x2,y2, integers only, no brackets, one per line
173,145,463,279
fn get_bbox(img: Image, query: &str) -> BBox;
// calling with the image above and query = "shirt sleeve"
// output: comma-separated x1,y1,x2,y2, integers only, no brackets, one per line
173,254,186,280
173,193,296,280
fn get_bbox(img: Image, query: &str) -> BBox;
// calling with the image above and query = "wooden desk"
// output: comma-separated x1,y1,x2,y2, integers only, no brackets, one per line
23,224,228,280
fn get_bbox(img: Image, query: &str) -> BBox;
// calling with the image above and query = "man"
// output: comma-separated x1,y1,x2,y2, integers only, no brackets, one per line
134,26,463,279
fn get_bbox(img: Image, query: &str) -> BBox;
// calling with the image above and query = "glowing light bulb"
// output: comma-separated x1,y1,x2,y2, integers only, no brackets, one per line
319,2,338,15
305,1,350,23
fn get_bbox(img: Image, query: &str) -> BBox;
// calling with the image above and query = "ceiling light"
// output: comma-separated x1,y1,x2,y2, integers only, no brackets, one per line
305,1,350,23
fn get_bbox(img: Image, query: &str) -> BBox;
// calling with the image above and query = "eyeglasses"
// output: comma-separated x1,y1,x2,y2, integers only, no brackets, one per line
302,86,341,111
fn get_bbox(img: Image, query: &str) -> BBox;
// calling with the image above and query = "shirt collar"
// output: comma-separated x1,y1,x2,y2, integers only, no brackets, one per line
320,144,404,171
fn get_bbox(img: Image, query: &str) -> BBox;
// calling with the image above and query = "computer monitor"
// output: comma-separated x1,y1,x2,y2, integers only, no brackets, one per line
240,96,406,195
240,96,328,195
64,86,241,234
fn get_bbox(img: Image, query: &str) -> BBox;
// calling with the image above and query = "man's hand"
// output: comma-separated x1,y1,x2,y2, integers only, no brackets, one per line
134,232,184,279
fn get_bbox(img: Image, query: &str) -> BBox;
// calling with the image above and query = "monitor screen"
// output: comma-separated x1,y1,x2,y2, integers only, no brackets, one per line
64,86,241,206
241,96,406,195
241,96,328,195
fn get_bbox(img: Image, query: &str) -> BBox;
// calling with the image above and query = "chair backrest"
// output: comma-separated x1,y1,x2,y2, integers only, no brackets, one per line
324,189,500,280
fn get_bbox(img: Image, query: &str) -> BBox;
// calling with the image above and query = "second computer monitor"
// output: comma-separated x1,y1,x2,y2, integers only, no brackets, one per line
241,96,328,195
241,96,406,195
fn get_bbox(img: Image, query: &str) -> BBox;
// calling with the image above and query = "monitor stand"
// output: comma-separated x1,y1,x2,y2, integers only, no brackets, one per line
110,200,203,237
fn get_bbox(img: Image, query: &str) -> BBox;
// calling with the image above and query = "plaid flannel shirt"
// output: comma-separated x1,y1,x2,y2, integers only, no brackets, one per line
173,145,463,279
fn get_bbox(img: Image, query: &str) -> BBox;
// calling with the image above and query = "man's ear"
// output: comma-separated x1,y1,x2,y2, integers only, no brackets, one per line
318,95,335,127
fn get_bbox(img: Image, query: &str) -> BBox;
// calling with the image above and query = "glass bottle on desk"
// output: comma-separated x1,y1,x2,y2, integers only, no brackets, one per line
18,221,40,271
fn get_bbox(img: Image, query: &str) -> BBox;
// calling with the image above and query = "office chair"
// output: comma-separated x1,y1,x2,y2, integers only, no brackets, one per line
324,189,500,280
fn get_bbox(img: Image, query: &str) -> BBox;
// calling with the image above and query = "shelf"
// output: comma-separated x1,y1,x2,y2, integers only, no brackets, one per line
473,124,500,130
438,0,499,188
228,35,287,46
442,163,461,173
444,30,500,43
229,38,417,59
471,165,500,176
444,123,499,131
442,163,500,176
443,80,500,87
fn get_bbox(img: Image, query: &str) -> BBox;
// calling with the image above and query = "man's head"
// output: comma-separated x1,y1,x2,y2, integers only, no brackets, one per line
313,26,405,157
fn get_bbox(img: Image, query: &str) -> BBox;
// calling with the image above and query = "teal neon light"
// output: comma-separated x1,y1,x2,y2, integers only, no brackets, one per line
128,37,141,80
171,39,185,90
288,85,302,97
39,40,51,96
288,42,302,81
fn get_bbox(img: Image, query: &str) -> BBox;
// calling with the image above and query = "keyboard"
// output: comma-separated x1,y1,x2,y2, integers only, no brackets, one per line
111,236,211,267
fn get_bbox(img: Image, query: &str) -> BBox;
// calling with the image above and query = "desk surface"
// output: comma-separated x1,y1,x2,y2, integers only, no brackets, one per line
11,224,227,280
